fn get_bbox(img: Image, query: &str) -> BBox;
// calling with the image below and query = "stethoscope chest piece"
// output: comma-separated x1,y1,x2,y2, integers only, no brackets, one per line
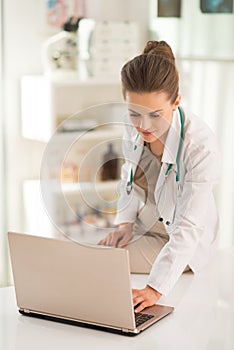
126,181,132,195
126,168,133,195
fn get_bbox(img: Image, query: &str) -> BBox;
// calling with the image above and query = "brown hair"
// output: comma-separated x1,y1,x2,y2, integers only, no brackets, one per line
121,40,179,103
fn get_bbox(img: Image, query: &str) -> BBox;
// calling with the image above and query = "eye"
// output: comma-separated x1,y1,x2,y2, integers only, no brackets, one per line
129,112,141,118
149,112,160,118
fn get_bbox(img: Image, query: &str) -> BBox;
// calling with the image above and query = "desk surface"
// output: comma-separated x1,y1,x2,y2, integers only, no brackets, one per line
1,247,234,350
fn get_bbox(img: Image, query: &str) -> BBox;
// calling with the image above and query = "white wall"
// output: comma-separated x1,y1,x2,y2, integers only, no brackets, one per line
0,0,8,285
178,0,234,57
150,0,234,57
4,1,50,233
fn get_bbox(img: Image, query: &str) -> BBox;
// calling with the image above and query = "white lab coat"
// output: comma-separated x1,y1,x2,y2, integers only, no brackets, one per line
114,107,220,295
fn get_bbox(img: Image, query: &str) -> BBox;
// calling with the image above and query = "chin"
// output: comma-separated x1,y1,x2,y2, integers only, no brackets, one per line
140,134,157,143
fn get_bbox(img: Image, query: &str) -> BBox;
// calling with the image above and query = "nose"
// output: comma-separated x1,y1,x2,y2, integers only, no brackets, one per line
140,116,151,130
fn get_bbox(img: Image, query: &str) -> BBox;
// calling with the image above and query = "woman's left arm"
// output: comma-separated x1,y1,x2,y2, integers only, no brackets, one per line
147,144,220,296
132,142,220,310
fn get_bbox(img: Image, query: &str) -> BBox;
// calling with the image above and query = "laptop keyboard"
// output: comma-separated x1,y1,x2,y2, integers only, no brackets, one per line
135,312,154,327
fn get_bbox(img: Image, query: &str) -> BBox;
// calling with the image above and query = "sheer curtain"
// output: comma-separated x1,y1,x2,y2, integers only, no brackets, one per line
177,57,234,248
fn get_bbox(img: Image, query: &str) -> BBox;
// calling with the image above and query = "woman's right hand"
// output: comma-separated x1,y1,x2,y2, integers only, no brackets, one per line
98,223,133,248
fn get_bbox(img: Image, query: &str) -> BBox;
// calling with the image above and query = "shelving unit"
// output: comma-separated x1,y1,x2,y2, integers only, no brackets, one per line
21,75,125,236
23,178,120,237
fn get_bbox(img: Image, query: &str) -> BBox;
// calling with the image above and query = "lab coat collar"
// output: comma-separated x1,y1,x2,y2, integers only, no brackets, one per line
161,108,183,165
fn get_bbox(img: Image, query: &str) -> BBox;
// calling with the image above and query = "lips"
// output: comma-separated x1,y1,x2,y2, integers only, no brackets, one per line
141,130,155,136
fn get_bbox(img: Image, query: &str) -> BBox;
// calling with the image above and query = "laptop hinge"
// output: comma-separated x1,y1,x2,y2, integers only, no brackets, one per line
122,328,138,334
23,309,30,313
121,328,130,333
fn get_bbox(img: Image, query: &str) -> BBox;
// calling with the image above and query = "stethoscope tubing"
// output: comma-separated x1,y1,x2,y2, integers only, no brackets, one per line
126,106,185,195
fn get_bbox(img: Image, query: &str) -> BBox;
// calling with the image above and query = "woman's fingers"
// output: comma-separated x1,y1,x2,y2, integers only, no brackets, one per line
98,231,124,247
132,286,162,313
133,295,144,307
107,232,120,247
98,223,133,247
134,301,148,313
118,233,132,247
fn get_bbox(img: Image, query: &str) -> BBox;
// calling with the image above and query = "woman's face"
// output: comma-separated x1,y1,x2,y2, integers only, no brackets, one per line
125,91,180,143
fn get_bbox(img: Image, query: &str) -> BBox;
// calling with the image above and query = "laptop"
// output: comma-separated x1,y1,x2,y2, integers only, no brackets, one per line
8,231,174,335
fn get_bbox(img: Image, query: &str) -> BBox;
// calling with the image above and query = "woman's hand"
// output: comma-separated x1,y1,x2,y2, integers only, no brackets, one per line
98,223,133,247
132,285,162,313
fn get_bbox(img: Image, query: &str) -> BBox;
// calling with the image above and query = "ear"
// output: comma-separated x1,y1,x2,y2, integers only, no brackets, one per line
173,94,181,110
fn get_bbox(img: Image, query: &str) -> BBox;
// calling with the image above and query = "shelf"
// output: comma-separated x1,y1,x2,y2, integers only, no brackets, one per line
52,125,124,142
21,75,123,142
22,74,124,232
25,179,119,197
61,180,119,196
45,75,122,86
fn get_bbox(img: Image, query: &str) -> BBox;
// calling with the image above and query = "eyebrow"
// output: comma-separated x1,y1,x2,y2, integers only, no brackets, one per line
128,108,163,114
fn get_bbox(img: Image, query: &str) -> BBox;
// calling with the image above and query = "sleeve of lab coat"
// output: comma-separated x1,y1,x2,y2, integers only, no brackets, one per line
147,142,220,296
114,126,141,225
114,160,141,225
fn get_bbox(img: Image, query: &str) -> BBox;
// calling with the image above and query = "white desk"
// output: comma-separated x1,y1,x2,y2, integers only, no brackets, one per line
1,248,234,350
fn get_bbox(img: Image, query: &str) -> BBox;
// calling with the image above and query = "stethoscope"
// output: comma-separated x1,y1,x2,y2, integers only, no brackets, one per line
126,106,185,195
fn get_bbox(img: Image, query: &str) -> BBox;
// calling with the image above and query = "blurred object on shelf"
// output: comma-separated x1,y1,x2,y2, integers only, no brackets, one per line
58,116,98,132
100,143,119,181
78,19,140,79
61,160,78,182
104,204,117,227
41,16,83,74
77,18,96,79
46,0,87,29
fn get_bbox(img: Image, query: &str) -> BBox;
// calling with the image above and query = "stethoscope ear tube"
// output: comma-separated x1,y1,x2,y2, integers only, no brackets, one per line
176,106,185,182
134,133,140,151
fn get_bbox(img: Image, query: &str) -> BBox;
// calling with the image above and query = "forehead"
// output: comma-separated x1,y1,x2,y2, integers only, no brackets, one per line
125,91,171,111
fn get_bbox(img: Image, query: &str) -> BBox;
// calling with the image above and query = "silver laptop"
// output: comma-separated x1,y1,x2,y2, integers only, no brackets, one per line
8,231,174,335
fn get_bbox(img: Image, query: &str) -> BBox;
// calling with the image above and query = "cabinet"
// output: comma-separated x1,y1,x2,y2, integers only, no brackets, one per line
21,75,126,241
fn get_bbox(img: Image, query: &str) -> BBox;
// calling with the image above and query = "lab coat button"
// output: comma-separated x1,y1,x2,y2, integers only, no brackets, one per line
166,221,170,225
158,217,163,222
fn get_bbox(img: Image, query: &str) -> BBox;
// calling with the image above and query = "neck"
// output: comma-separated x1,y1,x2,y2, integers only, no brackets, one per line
149,140,164,157
149,131,168,157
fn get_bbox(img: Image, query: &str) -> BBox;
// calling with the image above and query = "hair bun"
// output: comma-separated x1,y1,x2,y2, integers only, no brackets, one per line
142,40,175,62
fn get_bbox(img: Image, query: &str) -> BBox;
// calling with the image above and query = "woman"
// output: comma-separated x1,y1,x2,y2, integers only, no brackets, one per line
98,41,219,313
